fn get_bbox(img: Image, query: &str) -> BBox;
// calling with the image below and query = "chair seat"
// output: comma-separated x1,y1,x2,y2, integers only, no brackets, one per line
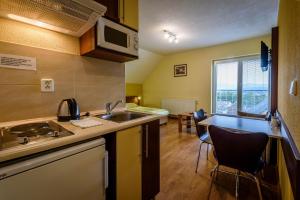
199,132,212,144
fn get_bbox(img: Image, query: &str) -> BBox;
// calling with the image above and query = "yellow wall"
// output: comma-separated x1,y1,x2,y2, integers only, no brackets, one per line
0,18,79,55
277,0,300,199
126,83,143,97
278,143,294,200
143,35,271,110
278,0,300,150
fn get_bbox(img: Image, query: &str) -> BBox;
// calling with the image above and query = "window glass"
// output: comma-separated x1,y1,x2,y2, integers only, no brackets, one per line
215,62,238,115
242,59,269,114
213,56,269,116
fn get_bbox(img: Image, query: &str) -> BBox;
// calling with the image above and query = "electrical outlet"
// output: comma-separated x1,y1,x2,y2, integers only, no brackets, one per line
41,79,54,92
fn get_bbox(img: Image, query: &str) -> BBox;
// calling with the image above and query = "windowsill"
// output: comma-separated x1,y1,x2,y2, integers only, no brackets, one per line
211,113,267,121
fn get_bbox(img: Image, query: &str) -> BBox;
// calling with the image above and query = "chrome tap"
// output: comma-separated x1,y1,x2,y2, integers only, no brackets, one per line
105,100,123,115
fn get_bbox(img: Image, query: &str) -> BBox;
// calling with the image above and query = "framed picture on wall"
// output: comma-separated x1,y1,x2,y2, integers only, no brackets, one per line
174,64,187,77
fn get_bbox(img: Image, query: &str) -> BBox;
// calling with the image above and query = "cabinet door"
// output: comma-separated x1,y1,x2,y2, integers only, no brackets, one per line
0,144,106,200
142,120,160,200
119,0,139,30
117,126,142,200
95,0,119,22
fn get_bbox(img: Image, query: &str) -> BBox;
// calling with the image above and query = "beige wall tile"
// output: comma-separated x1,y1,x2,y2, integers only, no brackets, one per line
0,84,74,121
74,57,125,86
0,42,125,122
75,81,125,111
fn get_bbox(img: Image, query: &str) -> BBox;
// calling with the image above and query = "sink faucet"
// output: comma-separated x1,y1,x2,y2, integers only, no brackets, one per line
105,100,123,115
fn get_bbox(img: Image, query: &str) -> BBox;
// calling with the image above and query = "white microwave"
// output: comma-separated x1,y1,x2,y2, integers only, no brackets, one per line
97,18,138,57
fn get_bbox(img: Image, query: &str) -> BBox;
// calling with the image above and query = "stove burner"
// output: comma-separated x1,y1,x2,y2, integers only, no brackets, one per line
0,121,74,151
9,123,53,137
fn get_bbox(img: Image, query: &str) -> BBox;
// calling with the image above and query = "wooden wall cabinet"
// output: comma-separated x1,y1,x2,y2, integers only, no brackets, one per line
94,0,119,22
119,0,139,30
80,0,139,62
94,0,138,31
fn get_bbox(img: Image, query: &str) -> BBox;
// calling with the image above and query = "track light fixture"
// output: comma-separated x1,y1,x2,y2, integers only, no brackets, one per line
163,30,179,44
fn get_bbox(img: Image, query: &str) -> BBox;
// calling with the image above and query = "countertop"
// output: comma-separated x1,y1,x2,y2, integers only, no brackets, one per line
0,109,161,163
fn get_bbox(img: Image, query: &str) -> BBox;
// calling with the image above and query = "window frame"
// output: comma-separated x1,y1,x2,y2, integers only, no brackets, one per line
212,55,271,117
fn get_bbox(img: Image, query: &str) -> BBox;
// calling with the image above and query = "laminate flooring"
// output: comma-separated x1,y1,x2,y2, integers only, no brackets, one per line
156,119,280,200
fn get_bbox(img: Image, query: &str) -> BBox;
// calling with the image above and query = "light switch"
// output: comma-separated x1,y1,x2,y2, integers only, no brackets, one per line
289,79,297,96
41,78,55,92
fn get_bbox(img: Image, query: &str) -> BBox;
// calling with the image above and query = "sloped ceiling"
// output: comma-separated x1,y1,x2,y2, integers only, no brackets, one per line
139,0,279,54
125,49,163,83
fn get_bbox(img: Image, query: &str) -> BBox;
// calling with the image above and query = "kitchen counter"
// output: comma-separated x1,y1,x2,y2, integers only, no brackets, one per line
0,109,161,163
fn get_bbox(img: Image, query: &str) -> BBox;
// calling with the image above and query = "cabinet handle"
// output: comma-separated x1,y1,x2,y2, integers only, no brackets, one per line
123,0,125,22
139,128,142,157
146,125,149,158
119,0,125,22
104,151,109,189
128,35,130,48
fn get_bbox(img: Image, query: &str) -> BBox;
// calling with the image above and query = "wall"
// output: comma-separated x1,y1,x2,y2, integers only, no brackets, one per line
125,49,163,84
126,83,143,97
0,19,125,122
126,83,143,105
278,0,300,151
277,0,300,199
278,143,294,200
143,35,271,111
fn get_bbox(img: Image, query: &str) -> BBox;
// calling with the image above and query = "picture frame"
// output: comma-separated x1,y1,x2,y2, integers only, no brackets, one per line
174,64,187,77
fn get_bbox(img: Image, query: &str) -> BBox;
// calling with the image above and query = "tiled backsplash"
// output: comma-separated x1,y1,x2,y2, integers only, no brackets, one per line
0,41,125,122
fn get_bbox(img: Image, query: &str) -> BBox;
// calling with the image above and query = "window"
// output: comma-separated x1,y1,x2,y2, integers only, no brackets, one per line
212,56,270,116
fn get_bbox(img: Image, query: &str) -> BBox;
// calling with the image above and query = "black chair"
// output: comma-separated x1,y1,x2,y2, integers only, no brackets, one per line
208,125,269,200
193,109,212,173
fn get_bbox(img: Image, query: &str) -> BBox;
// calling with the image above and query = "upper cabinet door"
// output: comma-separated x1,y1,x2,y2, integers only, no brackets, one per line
94,0,120,22
119,0,139,30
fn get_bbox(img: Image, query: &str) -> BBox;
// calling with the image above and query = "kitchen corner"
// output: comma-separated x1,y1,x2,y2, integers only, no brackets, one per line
0,0,154,200
0,106,161,200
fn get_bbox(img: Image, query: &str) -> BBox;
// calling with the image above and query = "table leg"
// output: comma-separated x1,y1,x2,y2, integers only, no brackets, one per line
178,115,182,135
186,115,191,133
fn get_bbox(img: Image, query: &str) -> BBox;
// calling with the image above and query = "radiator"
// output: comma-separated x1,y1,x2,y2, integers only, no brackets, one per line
161,99,197,115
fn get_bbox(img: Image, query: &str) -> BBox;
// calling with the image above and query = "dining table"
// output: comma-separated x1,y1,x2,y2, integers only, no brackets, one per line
199,115,282,139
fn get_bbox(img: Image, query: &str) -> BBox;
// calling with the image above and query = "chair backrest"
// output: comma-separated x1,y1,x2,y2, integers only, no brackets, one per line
193,109,207,138
208,125,269,173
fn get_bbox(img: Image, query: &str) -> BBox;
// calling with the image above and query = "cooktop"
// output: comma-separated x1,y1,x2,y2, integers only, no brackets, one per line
0,121,74,151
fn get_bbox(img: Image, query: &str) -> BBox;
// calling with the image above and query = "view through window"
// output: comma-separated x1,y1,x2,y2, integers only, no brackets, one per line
213,56,269,115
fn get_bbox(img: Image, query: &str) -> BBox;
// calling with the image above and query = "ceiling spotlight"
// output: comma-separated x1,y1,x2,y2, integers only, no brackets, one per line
163,30,179,44
164,32,169,39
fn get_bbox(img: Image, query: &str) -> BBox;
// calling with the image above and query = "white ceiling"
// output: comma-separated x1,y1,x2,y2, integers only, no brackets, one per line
139,0,278,54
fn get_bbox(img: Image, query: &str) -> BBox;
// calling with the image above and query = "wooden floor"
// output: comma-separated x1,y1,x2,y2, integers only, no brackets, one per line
156,119,280,200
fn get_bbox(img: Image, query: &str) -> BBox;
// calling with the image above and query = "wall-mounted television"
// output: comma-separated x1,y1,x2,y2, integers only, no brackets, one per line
261,41,271,71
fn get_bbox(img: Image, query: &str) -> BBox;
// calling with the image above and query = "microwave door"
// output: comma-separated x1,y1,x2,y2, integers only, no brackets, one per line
98,25,130,54
97,18,138,57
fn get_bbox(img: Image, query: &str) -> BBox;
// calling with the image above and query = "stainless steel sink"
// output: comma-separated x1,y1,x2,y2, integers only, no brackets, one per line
95,111,149,123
